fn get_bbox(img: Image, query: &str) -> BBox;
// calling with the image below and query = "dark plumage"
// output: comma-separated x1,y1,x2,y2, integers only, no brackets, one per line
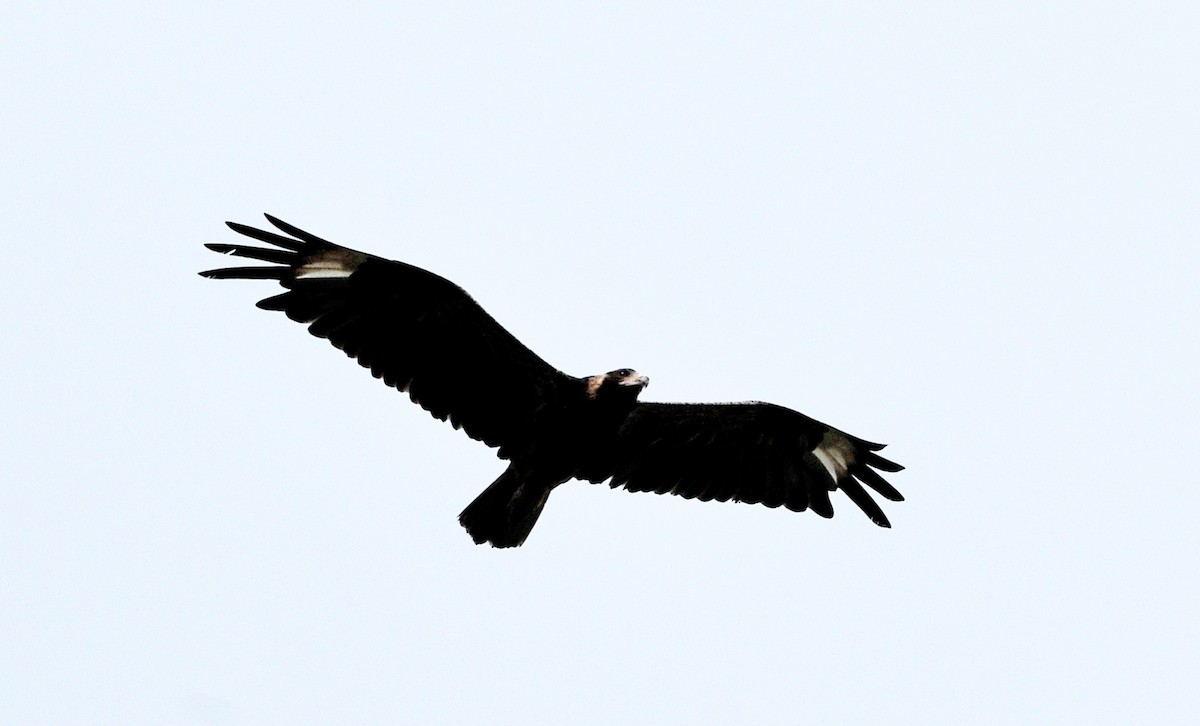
201,215,905,547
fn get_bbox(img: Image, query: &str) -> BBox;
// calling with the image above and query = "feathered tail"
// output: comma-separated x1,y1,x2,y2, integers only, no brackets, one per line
459,466,552,548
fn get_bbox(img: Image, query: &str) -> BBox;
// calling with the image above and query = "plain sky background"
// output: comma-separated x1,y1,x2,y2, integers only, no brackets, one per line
3,2,1198,724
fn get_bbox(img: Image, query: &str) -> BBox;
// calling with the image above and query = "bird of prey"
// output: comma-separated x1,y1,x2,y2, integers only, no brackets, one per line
201,215,904,547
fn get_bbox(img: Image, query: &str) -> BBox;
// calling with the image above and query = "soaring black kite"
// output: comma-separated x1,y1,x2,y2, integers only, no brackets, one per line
201,215,904,547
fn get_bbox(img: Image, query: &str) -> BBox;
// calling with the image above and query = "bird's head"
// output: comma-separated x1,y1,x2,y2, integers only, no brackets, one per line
585,368,650,400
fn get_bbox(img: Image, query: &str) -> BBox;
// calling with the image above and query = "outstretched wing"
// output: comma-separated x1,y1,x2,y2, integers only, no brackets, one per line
581,402,904,526
200,214,573,456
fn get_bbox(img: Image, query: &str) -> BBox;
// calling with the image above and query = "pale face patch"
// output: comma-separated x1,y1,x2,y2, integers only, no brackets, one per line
296,249,366,279
585,370,648,399
617,371,649,388
813,430,856,483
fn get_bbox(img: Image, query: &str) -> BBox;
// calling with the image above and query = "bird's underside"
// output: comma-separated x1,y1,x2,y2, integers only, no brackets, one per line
201,214,905,547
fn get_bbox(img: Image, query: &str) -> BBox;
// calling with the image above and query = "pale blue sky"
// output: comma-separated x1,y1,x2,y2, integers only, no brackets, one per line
3,2,1198,724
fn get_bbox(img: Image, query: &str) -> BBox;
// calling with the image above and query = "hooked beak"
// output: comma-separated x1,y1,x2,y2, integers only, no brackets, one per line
621,373,650,388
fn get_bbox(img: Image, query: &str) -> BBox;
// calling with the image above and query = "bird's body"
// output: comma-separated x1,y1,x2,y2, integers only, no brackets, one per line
202,215,904,547
460,370,647,546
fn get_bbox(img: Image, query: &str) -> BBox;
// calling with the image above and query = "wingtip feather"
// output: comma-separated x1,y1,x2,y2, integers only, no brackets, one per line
854,465,905,502
198,266,287,280
263,213,332,247
839,477,892,527
866,451,905,473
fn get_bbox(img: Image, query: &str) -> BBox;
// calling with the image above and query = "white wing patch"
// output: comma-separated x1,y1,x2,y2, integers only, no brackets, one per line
813,431,855,483
296,249,365,279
